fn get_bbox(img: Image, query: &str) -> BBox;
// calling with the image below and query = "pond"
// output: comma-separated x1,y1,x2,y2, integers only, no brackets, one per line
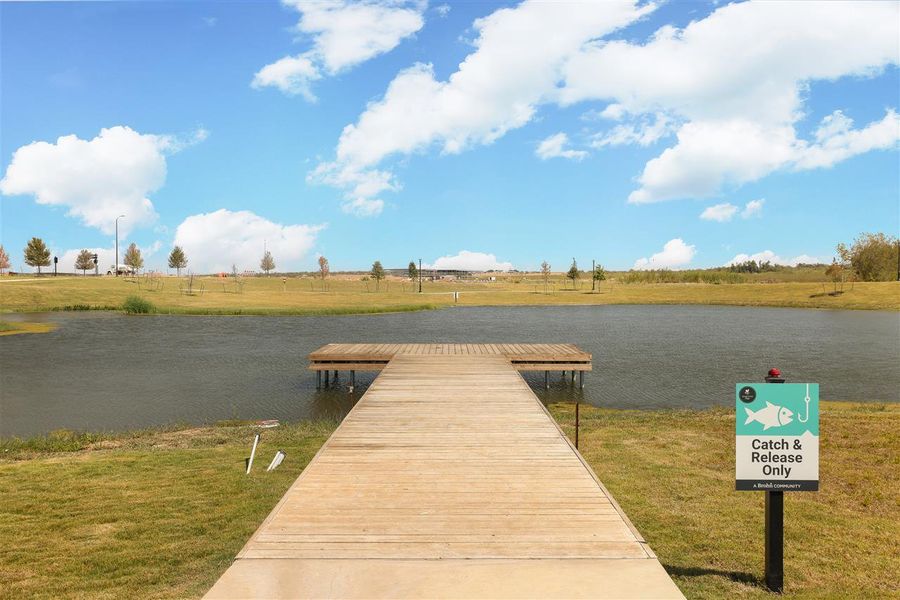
1,306,898,437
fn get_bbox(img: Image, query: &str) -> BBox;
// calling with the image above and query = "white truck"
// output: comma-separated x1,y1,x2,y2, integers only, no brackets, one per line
107,264,136,276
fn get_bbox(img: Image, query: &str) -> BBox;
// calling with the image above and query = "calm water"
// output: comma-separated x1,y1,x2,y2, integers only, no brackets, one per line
1,306,898,437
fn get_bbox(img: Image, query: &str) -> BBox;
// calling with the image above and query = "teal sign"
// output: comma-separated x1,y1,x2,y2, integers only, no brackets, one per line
735,383,819,491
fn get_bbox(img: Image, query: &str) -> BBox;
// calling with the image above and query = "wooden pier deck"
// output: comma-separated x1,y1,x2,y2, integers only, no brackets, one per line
205,351,682,599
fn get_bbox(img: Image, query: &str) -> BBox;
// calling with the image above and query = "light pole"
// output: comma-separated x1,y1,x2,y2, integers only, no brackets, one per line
115,214,125,277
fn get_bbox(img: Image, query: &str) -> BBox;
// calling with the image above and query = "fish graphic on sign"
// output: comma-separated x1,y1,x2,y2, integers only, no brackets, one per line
744,401,794,430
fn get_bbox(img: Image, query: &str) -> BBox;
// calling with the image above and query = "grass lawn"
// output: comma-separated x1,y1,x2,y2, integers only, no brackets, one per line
1,274,897,314
1,402,896,598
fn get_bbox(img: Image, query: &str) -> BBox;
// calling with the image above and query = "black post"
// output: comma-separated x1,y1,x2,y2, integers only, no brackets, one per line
350,370,355,393
575,400,580,449
53,256,58,276
544,370,549,390
316,370,321,389
765,491,784,593
592,259,595,291
764,368,785,593
418,258,422,293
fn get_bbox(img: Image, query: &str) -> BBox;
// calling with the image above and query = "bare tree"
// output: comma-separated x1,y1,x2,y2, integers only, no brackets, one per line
0,245,10,274
540,261,551,294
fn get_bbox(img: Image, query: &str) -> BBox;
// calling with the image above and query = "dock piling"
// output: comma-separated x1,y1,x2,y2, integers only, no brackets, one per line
350,370,355,393
544,370,549,390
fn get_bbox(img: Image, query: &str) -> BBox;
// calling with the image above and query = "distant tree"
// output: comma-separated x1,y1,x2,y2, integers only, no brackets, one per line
75,249,94,275
231,263,239,278
260,250,275,276
370,260,385,291
0,245,10,274
592,264,606,291
566,258,580,289
839,232,898,282
168,246,188,276
824,259,846,293
540,261,551,294
123,243,144,275
408,260,418,281
318,255,329,290
24,237,51,274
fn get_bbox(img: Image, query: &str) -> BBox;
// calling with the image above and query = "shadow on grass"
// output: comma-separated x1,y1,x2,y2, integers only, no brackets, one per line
663,564,764,587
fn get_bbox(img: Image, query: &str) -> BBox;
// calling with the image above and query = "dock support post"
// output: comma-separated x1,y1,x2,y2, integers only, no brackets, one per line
575,400,579,449
350,370,355,393
579,370,584,389
316,370,321,390
545,371,549,390
571,370,576,384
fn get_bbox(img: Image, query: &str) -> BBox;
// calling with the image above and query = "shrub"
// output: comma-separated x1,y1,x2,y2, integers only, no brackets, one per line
122,295,155,314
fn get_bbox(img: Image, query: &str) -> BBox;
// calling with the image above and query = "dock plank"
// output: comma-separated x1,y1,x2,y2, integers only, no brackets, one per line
206,353,681,599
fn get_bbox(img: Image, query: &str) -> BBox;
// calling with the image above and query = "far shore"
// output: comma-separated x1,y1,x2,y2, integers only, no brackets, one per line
1,272,897,314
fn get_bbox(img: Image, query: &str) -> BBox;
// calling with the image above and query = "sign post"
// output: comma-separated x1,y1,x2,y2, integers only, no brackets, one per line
736,377,819,593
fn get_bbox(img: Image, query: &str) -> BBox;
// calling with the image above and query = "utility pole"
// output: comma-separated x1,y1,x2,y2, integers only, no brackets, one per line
115,214,125,276
592,259,595,291
418,258,422,293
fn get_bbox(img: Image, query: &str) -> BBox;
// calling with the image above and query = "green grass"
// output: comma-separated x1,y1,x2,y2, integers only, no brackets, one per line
1,402,896,598
122,295,155,314
549,401,900,599
1,273,898,314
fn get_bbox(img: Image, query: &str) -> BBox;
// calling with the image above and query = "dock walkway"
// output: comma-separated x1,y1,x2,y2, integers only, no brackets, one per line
206,351,682,598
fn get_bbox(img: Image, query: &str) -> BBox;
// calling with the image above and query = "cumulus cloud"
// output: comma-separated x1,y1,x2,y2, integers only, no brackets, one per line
536,133,587,160
726,250,823,267
253,0,425,99
741,199,764,219
701,199,765,222
700,203,738,222
633,238,696,270
173,209,324,273
428,250,513,272
559,1,899,203
313,0,651,210
0,126,203,235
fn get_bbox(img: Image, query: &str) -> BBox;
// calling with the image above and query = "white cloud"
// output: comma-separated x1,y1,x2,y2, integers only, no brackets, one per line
252,54,321,100
794,109,900,170
341,197,384,217
741,199,764,219
559,1,899,203
314,0,651,210
633,238,696,270
0,126,203,235
591,113,673,148
253,0,425,100
536,133,587,161
434,4,451,18
727,250,823,267
428,250,513,272
700,203,738,222
173,209,324,273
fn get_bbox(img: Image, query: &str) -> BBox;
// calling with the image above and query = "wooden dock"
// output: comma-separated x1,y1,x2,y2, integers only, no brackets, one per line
205,350,682,599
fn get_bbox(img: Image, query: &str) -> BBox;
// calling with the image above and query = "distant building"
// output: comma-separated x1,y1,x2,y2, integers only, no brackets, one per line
387,268,473,280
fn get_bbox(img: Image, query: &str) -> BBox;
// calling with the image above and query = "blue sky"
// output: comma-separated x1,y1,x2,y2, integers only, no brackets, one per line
1,0,898,273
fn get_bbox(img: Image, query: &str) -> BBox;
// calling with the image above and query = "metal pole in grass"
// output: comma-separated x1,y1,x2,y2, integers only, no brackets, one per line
764,367,785,594
115,214,125,276
418,258,422,293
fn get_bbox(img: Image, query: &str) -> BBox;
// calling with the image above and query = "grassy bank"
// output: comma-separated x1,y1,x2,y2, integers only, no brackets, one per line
1,402,896,598
1,274,898,314
0,320,57,336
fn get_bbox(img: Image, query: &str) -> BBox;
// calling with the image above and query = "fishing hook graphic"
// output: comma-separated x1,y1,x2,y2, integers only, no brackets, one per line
798,383,811,423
